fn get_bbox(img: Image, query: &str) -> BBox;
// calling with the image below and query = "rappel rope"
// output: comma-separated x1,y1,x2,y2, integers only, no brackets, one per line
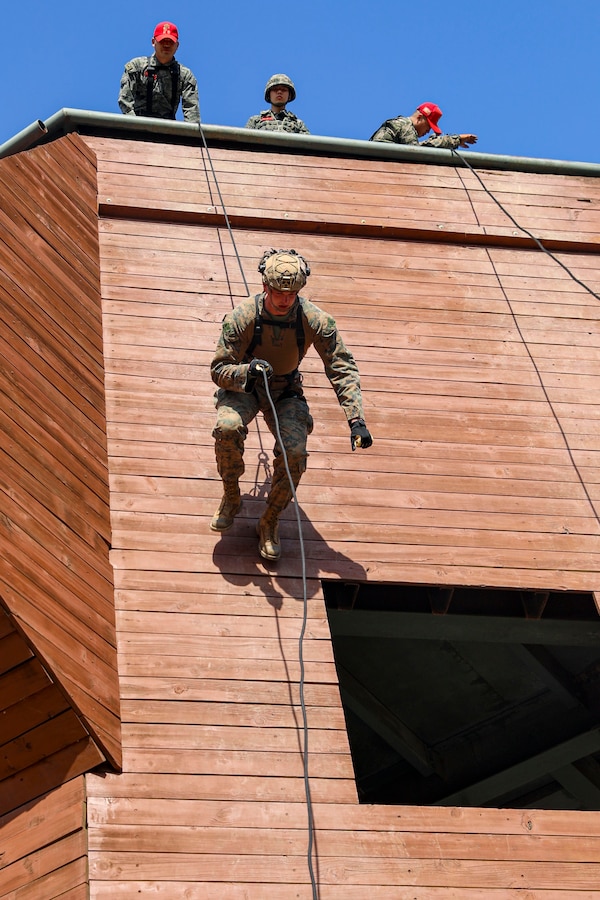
195,123,600,897
198,124,319,899
451,149,600,303
452,148,600,528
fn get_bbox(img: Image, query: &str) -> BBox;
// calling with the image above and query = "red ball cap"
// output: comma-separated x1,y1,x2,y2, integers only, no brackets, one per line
153,21,179,42
417,102,443,134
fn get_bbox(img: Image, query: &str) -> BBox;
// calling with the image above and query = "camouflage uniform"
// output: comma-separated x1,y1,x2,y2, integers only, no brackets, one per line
245,109,310,134
211,293,364,513
370,115,462,149
118,54,200,122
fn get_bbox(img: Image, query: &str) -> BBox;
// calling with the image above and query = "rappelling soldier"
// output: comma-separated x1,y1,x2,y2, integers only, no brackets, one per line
210,249,372,561
118,21,200,123
245,74,310,134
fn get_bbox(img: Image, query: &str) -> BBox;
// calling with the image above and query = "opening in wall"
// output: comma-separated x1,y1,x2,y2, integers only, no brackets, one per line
324,581,600,810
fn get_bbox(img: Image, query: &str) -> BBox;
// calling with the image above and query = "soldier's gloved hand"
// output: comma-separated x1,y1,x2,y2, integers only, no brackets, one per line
248,359,273,379
349,418,373,451
245,358,274,391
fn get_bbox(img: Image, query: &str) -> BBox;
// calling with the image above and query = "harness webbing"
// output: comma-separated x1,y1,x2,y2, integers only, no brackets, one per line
246,294,306,361
145,58,180,119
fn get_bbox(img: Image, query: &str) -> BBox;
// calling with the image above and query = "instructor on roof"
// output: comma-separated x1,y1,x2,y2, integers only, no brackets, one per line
370,102,477,149
118,21,200,123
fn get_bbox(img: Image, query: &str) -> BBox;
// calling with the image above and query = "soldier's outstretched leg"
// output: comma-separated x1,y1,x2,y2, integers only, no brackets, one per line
210,479,242,532
257,397,312,560
210,390,258,532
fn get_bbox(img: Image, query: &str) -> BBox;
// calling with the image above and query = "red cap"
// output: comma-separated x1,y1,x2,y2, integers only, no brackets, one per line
417,102,442,135
153,21,179,42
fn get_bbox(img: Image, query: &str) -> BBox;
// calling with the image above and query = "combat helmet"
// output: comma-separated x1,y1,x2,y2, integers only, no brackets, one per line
264,73,296,103
259,249,310,293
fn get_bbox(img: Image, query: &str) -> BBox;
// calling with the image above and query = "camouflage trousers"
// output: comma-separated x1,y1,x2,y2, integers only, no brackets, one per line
212,383,314,515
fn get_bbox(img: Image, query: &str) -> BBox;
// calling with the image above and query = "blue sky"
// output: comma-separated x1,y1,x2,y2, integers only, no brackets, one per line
4,0,598,162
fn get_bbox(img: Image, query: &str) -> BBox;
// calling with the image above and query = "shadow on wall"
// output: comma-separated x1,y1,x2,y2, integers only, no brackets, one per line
212,499,367,610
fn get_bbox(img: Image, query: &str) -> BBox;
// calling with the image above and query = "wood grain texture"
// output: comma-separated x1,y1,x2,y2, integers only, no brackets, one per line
0,777,88,898
0,133,121,800
61,133,600,896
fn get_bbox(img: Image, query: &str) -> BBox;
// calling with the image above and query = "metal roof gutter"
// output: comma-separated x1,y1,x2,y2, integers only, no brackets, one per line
1,107,599,179
0,118,48,158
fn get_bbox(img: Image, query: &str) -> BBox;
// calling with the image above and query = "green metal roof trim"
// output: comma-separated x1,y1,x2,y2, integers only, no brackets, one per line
1,107,599,178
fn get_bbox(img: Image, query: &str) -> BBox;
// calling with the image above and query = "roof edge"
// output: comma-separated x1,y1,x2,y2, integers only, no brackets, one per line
1,108,599,178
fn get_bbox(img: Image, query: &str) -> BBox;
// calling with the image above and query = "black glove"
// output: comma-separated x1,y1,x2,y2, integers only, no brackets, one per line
245,358,273,391
350,418,373,451
248,358,273,379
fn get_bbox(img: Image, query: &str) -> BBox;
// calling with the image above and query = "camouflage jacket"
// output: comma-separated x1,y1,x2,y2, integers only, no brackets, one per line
245,109,310,134
118,54,200,123
211,294,364,421
369,115,461,150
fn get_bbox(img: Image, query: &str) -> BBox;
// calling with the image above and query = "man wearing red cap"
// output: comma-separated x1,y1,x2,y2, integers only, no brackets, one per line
370,103,477,149
118,21,199,123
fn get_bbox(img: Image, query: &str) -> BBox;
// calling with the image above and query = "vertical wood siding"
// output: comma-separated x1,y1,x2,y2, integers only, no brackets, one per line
0,135,121,777
53,134,600,895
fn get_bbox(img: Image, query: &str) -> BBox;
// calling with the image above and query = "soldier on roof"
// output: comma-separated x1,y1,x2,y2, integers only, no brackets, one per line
245,74,310,134
370,102,477,149
118,21,200,123
210,250,372,561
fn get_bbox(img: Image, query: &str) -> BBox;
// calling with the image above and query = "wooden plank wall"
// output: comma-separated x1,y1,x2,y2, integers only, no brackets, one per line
92,138,600,247
0,135,121,773
85,135,600,896
0,606,103,823
0,776,88,899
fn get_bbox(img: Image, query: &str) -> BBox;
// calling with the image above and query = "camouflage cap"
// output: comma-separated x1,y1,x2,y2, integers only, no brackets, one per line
259,249,310,292
264,74,296,103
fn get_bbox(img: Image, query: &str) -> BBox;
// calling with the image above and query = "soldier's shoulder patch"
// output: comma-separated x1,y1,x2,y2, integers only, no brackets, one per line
229,300,255,331
302,301,337,339
221,320,236,340
124,58,144,73
323,315,337,338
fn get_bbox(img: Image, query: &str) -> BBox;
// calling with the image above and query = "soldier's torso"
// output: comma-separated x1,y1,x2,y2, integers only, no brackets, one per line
248,109,306,133
230,295,332,376
125,55,182,118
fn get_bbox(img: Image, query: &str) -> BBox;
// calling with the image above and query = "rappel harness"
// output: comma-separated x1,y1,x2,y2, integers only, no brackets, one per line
245,294,306,391
246,294,306,357
144,58,180,119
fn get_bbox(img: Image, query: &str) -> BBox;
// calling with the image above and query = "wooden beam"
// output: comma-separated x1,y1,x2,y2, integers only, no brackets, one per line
521,591,549,619
327,609,600,646
337,664,435,777
518,644,587,709
428,587,454,615
552,764,600,808
435,726,600,807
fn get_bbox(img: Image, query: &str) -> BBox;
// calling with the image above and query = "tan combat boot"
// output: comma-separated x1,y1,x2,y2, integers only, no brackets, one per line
210,482,241,532
257,508,281,560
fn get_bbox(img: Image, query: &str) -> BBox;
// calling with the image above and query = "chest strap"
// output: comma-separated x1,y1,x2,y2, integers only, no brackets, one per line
246,295,305,360
145,59,180,119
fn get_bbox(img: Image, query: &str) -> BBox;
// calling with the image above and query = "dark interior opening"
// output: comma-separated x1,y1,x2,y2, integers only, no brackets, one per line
324,581,600,809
